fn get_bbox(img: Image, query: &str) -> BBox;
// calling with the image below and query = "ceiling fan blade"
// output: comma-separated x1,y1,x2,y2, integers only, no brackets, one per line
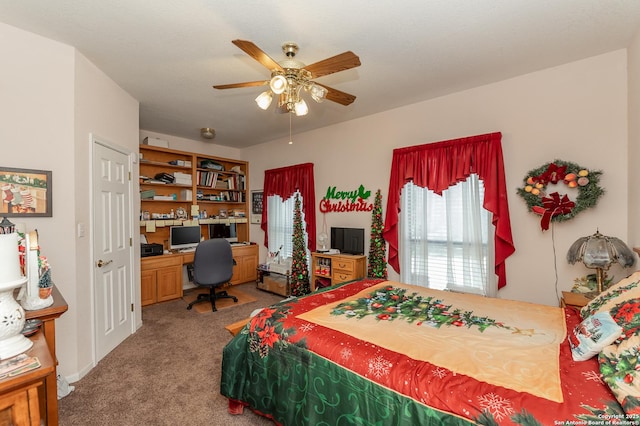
232,39,284,72
315,83,356,106
213,80,268,90
304,51,361,78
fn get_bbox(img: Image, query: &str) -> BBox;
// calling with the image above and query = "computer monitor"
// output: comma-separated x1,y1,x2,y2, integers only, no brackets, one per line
208,223,238,243
169,225,201,251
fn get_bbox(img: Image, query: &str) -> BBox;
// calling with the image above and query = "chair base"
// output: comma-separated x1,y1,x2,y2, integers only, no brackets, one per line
186,287,238,312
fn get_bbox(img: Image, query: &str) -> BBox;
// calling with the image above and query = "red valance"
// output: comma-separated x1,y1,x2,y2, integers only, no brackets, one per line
382,132,515,288
261,163,316,252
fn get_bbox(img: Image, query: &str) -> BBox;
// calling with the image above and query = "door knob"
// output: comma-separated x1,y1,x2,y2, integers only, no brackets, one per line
97,259,113,268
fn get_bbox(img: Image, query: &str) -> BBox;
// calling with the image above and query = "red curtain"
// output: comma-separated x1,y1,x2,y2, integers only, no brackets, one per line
382,132,515,289
261,163,316,252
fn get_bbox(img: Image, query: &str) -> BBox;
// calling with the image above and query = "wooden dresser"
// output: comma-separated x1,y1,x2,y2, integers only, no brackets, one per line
0,331,55,425
24,286,68,425
311,252,366,291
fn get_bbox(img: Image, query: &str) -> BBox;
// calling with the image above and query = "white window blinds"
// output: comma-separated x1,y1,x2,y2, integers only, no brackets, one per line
266,192,310,263
399,174,496,296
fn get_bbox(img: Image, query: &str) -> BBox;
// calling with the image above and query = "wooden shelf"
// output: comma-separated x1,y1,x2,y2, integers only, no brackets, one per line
139,144,250,246
139,159,192,170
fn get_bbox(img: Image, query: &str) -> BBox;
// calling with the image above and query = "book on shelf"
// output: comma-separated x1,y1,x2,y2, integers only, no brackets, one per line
196,171,220,188
153,172,175,183
168,159,192,167
140,189,156,199
173,172,192,185
142,179,168,184
0,354,41,380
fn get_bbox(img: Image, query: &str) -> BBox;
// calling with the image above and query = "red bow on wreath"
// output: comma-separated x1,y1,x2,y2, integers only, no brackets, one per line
531,192,575,231
535,163,567,185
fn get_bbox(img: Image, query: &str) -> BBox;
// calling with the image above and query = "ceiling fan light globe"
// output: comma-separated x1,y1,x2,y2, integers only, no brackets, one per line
255,91,273,110
310,84,327,103
294,99,308,116
269,75,287,95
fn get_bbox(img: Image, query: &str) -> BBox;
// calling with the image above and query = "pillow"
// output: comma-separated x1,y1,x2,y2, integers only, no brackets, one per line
581,271,640,319
569,311,622,361
599,334,640,415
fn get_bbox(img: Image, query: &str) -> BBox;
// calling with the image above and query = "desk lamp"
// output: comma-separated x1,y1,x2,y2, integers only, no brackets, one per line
566,230,636,295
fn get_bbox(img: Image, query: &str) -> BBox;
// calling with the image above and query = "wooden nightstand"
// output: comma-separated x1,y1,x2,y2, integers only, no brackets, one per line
0,332,54,426
561,291,590,309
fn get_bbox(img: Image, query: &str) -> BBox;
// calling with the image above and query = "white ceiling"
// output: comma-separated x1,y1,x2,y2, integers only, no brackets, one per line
1,1,640,148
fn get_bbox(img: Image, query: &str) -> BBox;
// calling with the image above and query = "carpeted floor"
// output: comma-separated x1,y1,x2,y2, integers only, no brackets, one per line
58,282,284,425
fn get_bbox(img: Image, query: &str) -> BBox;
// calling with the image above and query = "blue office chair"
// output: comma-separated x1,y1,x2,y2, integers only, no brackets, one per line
186,238,238,312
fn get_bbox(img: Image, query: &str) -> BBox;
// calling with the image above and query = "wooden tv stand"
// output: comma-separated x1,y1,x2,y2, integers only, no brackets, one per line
310,252,366,291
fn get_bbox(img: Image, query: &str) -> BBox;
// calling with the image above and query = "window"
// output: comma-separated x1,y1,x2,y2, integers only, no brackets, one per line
399,175,496,296
261,163,316,253
266,192,308,259
382,132,515,291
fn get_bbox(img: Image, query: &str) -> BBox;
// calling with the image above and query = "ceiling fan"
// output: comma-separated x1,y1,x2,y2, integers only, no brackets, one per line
213,40,361,116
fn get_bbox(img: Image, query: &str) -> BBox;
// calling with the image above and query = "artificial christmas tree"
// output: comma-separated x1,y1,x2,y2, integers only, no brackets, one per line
367,189,388,279
290,194,311,296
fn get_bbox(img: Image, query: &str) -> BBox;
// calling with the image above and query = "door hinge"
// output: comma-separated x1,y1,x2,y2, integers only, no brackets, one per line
131,303,134,312
130,237,132,247
128,171,131,181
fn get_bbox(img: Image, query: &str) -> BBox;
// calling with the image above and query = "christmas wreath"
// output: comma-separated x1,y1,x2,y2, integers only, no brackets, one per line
516,159,604,231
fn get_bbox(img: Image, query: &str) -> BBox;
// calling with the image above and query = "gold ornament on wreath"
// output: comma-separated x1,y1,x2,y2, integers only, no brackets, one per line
516,159,604,231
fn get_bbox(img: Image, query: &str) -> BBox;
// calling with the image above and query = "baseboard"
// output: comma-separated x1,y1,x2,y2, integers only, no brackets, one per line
66,360,95,384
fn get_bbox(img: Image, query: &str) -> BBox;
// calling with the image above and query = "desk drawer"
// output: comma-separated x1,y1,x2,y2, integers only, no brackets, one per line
141,255,182,270
333,271,357,284
333,258,356,272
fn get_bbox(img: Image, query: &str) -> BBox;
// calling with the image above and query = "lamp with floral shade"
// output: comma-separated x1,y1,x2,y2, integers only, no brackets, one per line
567,230,636,297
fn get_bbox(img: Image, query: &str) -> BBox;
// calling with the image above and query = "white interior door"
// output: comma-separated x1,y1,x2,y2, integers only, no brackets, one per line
93,139,134,361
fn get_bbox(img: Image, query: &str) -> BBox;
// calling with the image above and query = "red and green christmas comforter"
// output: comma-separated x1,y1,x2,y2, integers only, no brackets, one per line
221,279,622,425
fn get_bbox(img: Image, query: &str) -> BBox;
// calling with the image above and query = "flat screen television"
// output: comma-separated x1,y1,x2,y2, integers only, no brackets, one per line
169,225,201,251
208,223,238,243
330,227,365,255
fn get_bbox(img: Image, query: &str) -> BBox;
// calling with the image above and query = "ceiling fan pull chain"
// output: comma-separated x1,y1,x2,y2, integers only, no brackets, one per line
289,113,293,145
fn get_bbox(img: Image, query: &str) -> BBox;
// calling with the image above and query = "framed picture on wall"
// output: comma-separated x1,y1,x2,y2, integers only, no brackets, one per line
251,190,263,224
0,167,52,217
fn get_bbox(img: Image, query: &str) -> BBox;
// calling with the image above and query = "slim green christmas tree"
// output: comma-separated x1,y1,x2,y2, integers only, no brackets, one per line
367,189,388,279
290,193,311,296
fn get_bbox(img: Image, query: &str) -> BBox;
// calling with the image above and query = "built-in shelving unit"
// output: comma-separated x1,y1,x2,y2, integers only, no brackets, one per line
139,144,250,247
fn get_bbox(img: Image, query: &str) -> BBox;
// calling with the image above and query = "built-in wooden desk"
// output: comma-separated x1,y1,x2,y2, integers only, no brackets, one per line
141,244,259,306
0,332,54,425
24,286,68,426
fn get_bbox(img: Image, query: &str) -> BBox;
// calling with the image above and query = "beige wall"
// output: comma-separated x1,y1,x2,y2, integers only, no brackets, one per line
72,52,139,379
139,130,242,161
1,22,139,381
244,50,632,307
0,22,77,372
629,28,640,248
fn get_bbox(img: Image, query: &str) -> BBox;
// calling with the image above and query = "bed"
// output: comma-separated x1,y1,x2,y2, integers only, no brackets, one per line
221,276,640,425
